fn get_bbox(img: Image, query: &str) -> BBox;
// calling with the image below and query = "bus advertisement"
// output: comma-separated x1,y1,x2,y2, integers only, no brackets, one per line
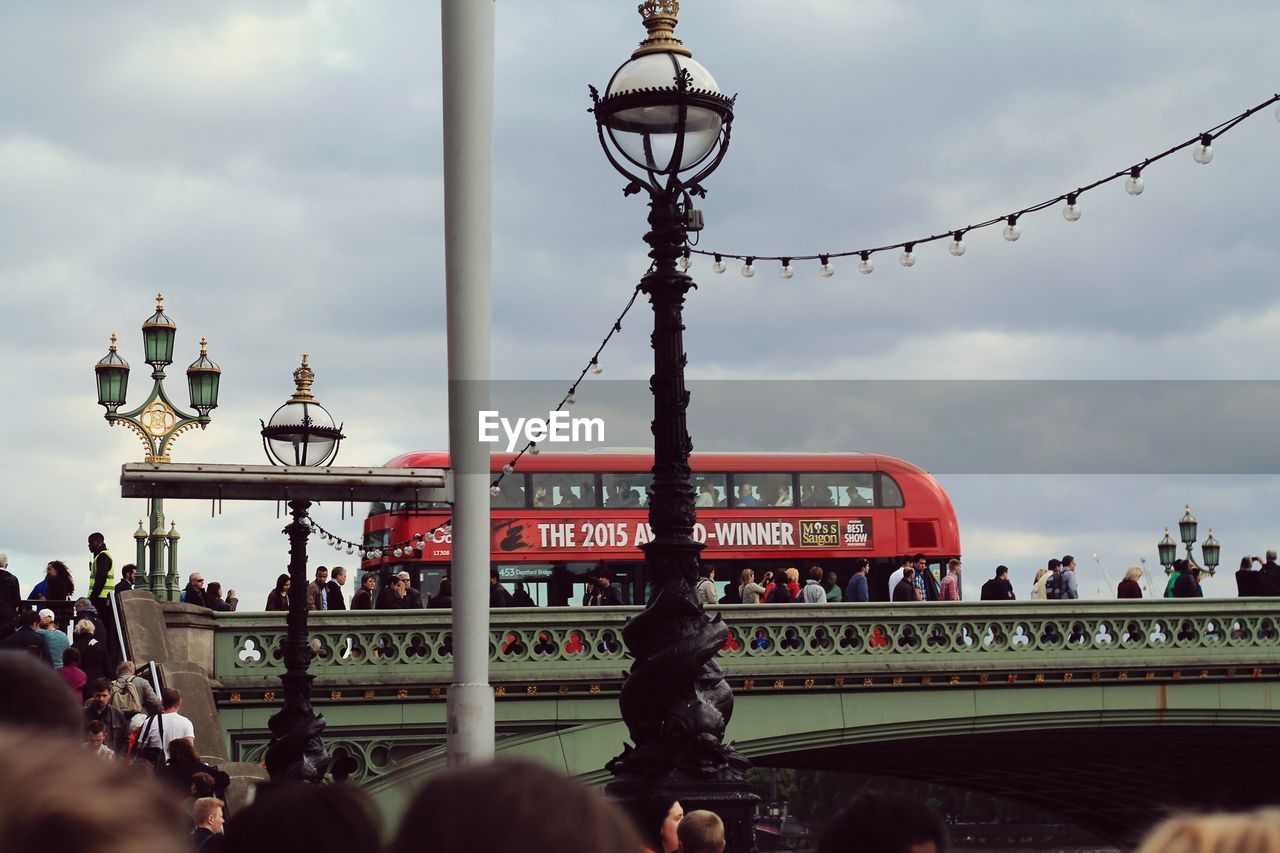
362,451,960,606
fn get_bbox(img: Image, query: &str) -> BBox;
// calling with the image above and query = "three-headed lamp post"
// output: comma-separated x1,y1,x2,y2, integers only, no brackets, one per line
94,294,221,600
590,3,756,849
260,355,345,782
1158,505,1220,578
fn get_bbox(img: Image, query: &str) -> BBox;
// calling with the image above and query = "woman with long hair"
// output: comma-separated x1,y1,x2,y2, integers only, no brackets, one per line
44,560,74,601
265,574,290,611
739,568,768,605
205,582,230,612
1030,568,1049,600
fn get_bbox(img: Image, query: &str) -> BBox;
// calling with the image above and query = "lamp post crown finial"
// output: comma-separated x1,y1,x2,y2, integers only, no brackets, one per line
199,337,208,356
634,0,692,58
155,293,164,311
291,354,316,402
109,332,118,350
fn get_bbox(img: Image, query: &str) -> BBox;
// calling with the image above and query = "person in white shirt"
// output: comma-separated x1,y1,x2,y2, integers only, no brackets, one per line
886,556,911,600
138,687,196,760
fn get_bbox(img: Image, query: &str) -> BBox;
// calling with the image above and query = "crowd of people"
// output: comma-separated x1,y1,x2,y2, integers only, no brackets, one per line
0,647,1272,853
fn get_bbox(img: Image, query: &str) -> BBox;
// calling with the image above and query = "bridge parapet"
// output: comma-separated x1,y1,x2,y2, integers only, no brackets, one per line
213,600,1280,691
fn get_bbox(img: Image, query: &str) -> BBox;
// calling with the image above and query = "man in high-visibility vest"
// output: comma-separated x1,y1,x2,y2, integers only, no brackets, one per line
86,532,114,603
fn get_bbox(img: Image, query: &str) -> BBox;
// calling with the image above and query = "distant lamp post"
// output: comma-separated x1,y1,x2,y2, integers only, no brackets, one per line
1157,528,1178,573
94,294,219,600
1158,505,1219,576
590,2,754,849
261,355,344,783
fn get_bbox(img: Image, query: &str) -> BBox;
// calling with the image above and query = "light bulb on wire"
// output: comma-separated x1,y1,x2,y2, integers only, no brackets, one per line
819,255,834,278
1002,215,1020,242
1063,193,1082,222
712,254,725,274
590,359,603,374
858,252,874,275
1193,133,1214,164
779,258,793,279
566,390,576,406
741,257,755,278
490,484,501,496
529,442,540,456
1125,167,1144,196
900,245,916,267
502,463,514,474
948,232,966,257
678,248,692,271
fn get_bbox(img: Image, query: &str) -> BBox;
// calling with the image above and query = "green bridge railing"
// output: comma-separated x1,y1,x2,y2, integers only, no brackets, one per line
213,600,1280,691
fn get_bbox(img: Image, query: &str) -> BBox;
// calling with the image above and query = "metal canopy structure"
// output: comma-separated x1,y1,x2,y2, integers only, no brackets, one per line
120,463,450,503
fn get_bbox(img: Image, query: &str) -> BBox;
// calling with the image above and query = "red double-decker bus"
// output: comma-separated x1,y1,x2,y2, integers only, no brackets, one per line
361,451,960,606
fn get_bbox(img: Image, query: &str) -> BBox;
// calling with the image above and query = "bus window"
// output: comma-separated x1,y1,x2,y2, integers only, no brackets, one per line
367,501,388,518
800,473,873,507
692,472,728,507
603,473,651,508
530,473,600,509
491,474,527,508
363,528,390,552
731,473,793,508
878,473,905,508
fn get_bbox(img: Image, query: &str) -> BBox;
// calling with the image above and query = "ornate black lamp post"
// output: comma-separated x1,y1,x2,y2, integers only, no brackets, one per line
1158,505,1220,577
590,3,754,849
94,294,221,600
260,355,345,782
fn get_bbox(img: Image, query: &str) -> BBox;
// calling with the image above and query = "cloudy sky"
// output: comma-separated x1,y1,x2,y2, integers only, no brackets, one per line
2,1,1278,606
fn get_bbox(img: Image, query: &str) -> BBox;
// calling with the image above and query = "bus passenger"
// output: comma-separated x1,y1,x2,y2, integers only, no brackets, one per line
696,483,717,507
771,484,792,507
844,485,871,507
578,480,596,507
736,483,758,507
533,485,551,508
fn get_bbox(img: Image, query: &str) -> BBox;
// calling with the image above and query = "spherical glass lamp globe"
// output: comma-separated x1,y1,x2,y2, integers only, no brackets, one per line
260,355,345,467
592,1,734,183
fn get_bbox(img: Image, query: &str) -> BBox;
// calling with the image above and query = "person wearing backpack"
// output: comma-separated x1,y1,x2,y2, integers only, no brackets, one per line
111,660,162,726
695,565,718,606
1043,559,1065,600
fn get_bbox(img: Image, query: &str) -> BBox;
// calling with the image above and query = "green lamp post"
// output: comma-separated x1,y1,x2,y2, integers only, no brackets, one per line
1157,505,1219,578
94,293,221,600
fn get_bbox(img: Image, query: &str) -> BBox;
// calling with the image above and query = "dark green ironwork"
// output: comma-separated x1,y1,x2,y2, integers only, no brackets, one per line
95,294,220,601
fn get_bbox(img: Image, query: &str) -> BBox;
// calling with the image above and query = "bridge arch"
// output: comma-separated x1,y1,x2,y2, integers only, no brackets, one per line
367,679,1279,846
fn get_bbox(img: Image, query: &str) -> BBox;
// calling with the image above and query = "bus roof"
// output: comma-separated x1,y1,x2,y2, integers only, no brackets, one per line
382,450,932,477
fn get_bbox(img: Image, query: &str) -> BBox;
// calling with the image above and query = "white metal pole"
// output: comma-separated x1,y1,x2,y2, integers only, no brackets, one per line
442,0,495,766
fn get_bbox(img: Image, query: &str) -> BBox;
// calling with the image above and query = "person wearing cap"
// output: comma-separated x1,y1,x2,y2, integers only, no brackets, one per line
0,554,20,630
36,608,71,669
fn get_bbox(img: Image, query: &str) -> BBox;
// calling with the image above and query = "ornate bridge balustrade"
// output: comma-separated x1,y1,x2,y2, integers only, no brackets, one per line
213,600,1280,696
207,601,1280,844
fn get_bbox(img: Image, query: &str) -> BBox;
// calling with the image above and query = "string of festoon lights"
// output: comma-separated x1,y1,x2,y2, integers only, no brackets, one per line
686,94,1280,278
301,281,648,560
